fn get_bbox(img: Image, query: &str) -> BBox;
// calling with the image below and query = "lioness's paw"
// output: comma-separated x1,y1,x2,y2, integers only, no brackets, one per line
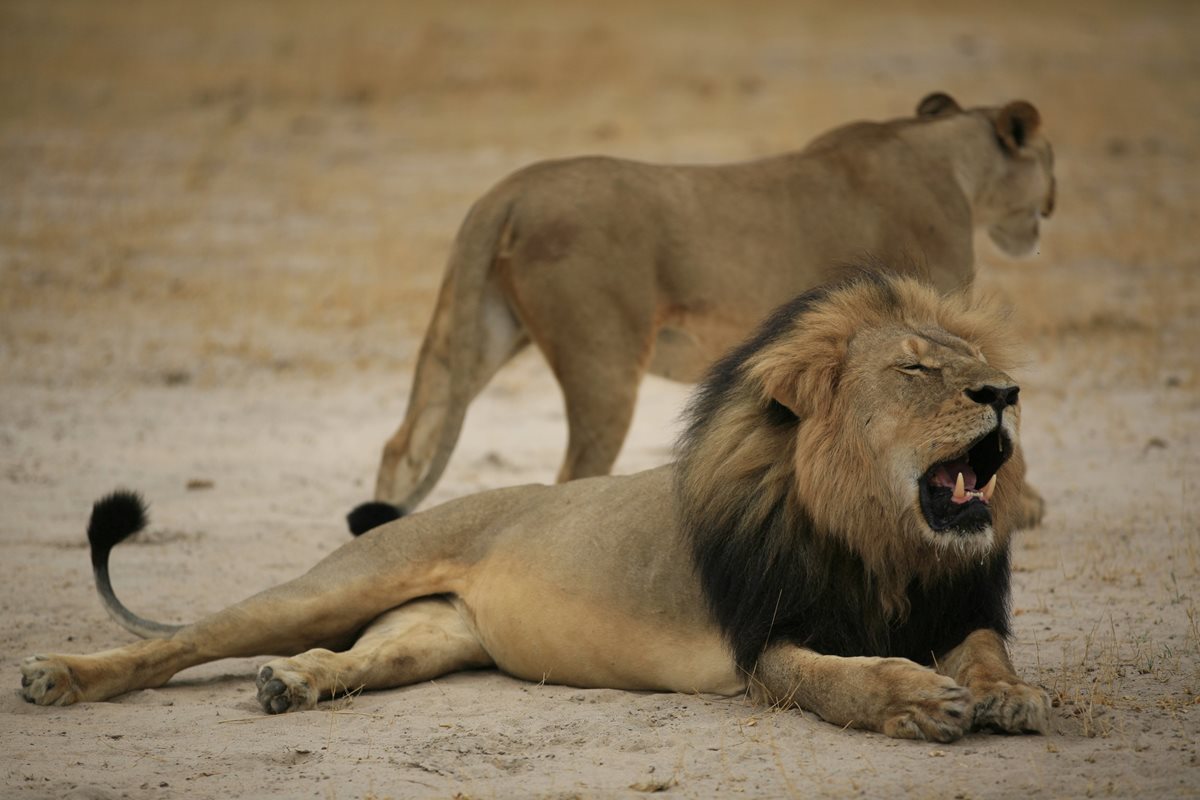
971,679,1050,733
255,663,318,714
20,655,80,707
1013,482,1046,530
872,660,970,743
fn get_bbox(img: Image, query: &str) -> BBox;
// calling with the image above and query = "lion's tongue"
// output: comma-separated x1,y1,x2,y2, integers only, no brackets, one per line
931,461,977,491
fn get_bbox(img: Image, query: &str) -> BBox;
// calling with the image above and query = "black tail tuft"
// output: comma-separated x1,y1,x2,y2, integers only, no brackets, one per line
88,490,148,568
346,501,405,536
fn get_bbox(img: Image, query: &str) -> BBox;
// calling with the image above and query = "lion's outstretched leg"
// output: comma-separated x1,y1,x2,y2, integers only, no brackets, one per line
21,533,461,706
20,581,366,707
937,628,1049,733
21,638,207,707
750,644,971,742
375,277,527,512
254,597,492,713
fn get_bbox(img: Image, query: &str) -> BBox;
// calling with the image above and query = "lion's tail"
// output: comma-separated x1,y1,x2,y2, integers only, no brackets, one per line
87,491,184,638
354,190,523,536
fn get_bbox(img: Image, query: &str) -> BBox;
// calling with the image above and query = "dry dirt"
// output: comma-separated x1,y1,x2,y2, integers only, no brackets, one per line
1,1,1198,798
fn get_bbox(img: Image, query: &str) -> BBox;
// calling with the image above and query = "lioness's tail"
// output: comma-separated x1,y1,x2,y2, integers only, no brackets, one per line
357,191,526,535
88,491,183,638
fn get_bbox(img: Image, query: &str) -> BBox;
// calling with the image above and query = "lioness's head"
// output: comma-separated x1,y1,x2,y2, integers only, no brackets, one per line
679,274,1025,574
917,92,1056,259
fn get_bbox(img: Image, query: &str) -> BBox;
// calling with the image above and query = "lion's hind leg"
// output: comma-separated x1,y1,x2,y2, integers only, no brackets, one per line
254,597,491,714
21,638,196,707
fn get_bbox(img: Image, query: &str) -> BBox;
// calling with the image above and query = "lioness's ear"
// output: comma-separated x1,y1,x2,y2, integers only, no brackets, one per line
916,92,961,117
995,100,1041,153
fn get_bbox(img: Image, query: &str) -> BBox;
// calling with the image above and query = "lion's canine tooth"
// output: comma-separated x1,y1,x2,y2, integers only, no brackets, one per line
953,472,966,501
981,474,997,503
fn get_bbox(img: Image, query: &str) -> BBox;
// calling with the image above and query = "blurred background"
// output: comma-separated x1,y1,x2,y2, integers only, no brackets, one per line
2,3,1198,794
2,0,1196,389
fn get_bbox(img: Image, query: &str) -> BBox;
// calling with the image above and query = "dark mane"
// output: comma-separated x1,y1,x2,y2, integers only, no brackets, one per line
675,276,1011,673
678,286,832,444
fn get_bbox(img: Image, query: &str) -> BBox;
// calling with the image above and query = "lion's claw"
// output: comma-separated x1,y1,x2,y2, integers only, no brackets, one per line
972,680,1050,733
881,684,971,742
864,659,969,742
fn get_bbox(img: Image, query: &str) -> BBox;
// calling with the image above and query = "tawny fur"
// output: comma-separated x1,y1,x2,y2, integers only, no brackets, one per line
21,276,1050,742
369,93,1056,515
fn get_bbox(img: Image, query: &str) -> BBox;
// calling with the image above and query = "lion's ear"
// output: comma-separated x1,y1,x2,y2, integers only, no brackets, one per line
995,100,1041,153
753,342,846,421
916,92,961,117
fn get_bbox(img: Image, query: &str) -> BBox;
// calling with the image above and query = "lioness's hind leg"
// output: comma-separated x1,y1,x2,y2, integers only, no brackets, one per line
556,373,641,481
255,597,491,714
525,317,649,482
1014,479,1046,530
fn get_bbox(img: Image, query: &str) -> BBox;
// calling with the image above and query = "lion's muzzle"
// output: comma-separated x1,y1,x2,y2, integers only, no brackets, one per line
919,426,1012,535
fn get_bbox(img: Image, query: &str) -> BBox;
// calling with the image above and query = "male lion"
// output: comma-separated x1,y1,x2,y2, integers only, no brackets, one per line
22,275,1049,741
360,92,1056,526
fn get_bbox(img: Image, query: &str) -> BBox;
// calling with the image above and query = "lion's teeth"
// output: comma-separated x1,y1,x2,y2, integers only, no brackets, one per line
953,472,966,501
981,474,997,503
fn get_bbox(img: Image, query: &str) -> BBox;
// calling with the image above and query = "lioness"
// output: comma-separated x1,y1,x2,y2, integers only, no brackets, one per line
362,92,1055,524
22,275,1048,741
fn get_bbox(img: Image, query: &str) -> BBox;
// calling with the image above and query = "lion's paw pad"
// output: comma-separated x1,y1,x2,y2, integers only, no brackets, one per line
255,663,317,714
20,655,78,706
973,680,1050,733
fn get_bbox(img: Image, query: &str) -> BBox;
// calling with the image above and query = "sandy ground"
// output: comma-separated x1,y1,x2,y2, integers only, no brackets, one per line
2,1,1198,797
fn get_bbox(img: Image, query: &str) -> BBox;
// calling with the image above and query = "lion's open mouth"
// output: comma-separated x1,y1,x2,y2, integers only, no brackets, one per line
919,427,1011,534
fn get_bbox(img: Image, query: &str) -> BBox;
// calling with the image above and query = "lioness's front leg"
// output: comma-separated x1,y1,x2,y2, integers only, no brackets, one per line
937,628,1049,733
750,644,970,742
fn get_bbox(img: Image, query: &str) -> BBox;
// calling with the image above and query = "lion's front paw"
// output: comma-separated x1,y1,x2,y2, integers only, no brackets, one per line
971,678,1050,733
872,659,970,743
20,655,80,707
255,662,318,714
